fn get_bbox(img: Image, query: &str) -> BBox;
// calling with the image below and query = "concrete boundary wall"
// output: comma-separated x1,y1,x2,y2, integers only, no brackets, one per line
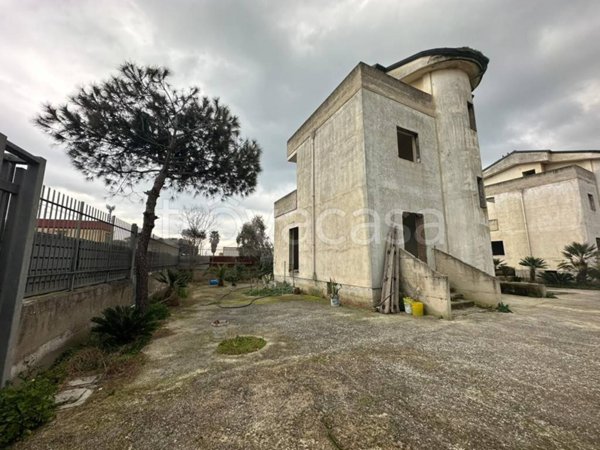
434,248,501,307
398,248,451,318
10,277,163,378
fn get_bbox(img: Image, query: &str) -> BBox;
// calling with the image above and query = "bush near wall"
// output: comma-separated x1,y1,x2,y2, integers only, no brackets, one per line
500,281,547,298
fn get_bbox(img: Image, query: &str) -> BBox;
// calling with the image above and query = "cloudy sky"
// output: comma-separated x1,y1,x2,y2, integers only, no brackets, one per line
1,0,599,248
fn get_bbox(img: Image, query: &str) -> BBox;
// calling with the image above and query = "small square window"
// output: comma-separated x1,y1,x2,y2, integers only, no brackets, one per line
589,194,597,211
491,240,505,255
467,102,477,131
522,169,536,177
489,219,499,231
397,127,420,162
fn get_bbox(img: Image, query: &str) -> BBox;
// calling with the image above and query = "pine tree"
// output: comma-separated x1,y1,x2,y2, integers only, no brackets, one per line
36,63,261,311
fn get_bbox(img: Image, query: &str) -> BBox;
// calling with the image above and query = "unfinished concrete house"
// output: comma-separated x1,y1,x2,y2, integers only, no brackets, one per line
484,150,600,269
274,47,501,318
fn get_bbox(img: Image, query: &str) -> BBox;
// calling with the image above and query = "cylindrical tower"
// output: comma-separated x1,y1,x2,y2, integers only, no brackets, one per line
383,47,494,275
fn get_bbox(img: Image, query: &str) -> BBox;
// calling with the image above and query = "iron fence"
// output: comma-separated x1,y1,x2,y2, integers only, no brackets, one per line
24,186,179,297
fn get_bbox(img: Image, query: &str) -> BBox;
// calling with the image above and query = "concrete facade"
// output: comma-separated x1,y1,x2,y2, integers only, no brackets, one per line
483,151,600,269
274,48,496,313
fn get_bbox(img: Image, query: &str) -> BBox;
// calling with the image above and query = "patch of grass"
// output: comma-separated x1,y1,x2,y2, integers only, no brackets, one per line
246,282,294,297
216,336,266,355
496,302,512,313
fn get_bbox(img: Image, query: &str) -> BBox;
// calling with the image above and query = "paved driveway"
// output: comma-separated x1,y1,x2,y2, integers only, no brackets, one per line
19,286,600,449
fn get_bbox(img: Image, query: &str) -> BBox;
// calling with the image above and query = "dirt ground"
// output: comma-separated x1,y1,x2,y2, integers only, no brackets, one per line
17,285,600,449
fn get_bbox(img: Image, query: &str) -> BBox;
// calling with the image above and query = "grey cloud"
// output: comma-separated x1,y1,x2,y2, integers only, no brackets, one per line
1,0,599,238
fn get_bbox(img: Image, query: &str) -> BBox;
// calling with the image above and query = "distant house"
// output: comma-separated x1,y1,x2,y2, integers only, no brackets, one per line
222,246,240,257
483,150,600,268
37,219,112,242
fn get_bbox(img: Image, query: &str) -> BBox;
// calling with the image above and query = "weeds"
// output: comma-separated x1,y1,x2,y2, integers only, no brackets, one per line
496,302,512,313
246,282,294,297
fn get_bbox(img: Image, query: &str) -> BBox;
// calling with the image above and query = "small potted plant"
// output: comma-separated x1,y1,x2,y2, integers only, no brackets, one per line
328,278,342,307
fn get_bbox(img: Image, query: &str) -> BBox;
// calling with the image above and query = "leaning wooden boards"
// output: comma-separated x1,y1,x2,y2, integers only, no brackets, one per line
378,226,401,313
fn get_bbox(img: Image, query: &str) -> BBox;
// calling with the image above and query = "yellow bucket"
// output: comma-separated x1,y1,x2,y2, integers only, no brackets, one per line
412,301,424,317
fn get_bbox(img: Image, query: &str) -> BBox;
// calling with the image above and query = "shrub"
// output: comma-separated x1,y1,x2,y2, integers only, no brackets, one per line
0,376,57,447
496,302,512,313
147,302,170,321
216,336,266,355
538,271,574,286
211,265,228,287
91,305,158,350
154,269,190,305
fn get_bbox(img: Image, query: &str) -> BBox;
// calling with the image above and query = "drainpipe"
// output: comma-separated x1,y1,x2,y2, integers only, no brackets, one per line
312,132,317,281
519,189,532,256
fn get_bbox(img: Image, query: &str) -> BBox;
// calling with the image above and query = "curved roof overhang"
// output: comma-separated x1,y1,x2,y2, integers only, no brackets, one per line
380,47,489,91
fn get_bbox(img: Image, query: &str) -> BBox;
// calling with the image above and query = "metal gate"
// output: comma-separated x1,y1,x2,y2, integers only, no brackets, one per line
0,134,45,385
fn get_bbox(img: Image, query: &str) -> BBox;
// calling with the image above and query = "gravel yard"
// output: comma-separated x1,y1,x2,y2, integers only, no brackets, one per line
18,285,600,449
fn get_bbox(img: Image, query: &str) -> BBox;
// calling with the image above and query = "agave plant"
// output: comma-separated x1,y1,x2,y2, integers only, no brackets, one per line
558,242,598,283
91,305,158,349
519,256,548,282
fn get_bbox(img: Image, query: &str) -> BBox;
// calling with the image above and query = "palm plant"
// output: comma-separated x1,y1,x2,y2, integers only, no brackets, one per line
91,305,158,349
211,265,228,287
558,242,598,283
519,256,548,282
538,271,574,286
154,269,190,305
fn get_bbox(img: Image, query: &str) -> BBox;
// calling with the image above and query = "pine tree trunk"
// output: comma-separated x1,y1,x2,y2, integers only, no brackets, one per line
135,171,168,312
530,267,535,283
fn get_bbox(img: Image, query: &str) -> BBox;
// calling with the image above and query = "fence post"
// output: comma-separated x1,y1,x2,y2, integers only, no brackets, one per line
129,224,138,305
69,202,84,291
0,156,45,385
104,216,115,283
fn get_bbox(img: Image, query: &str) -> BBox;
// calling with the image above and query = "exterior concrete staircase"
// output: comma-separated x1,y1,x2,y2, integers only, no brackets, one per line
450,287,475,310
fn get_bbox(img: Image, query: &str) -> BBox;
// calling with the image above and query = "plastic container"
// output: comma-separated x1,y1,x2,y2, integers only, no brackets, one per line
209,279,218,286
412,301,424,317
403,298,413,315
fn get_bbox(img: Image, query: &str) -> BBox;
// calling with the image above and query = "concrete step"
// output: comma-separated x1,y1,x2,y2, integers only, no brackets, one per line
451,299,475,310
451,292,464,301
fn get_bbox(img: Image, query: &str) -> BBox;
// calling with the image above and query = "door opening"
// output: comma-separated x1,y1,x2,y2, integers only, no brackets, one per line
402,212,427,262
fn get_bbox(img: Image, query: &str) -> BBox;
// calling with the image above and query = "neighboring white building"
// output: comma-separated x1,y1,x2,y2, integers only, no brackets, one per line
221,246,240,257
483,150,600,269
274,47,499,315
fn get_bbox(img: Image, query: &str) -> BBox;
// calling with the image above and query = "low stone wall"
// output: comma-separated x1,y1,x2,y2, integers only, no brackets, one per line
398,248,451,318
434,249,501,307
500,281,547,298
10,276,164,379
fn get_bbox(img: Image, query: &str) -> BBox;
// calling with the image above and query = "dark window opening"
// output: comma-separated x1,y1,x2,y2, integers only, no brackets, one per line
522,169,536,177
289,227,299,272
588,194,596,211
467,102,477,131
402,212,427,262
397,127,420,162
596,237,600,250
477,177,486,208
491,241,505,256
